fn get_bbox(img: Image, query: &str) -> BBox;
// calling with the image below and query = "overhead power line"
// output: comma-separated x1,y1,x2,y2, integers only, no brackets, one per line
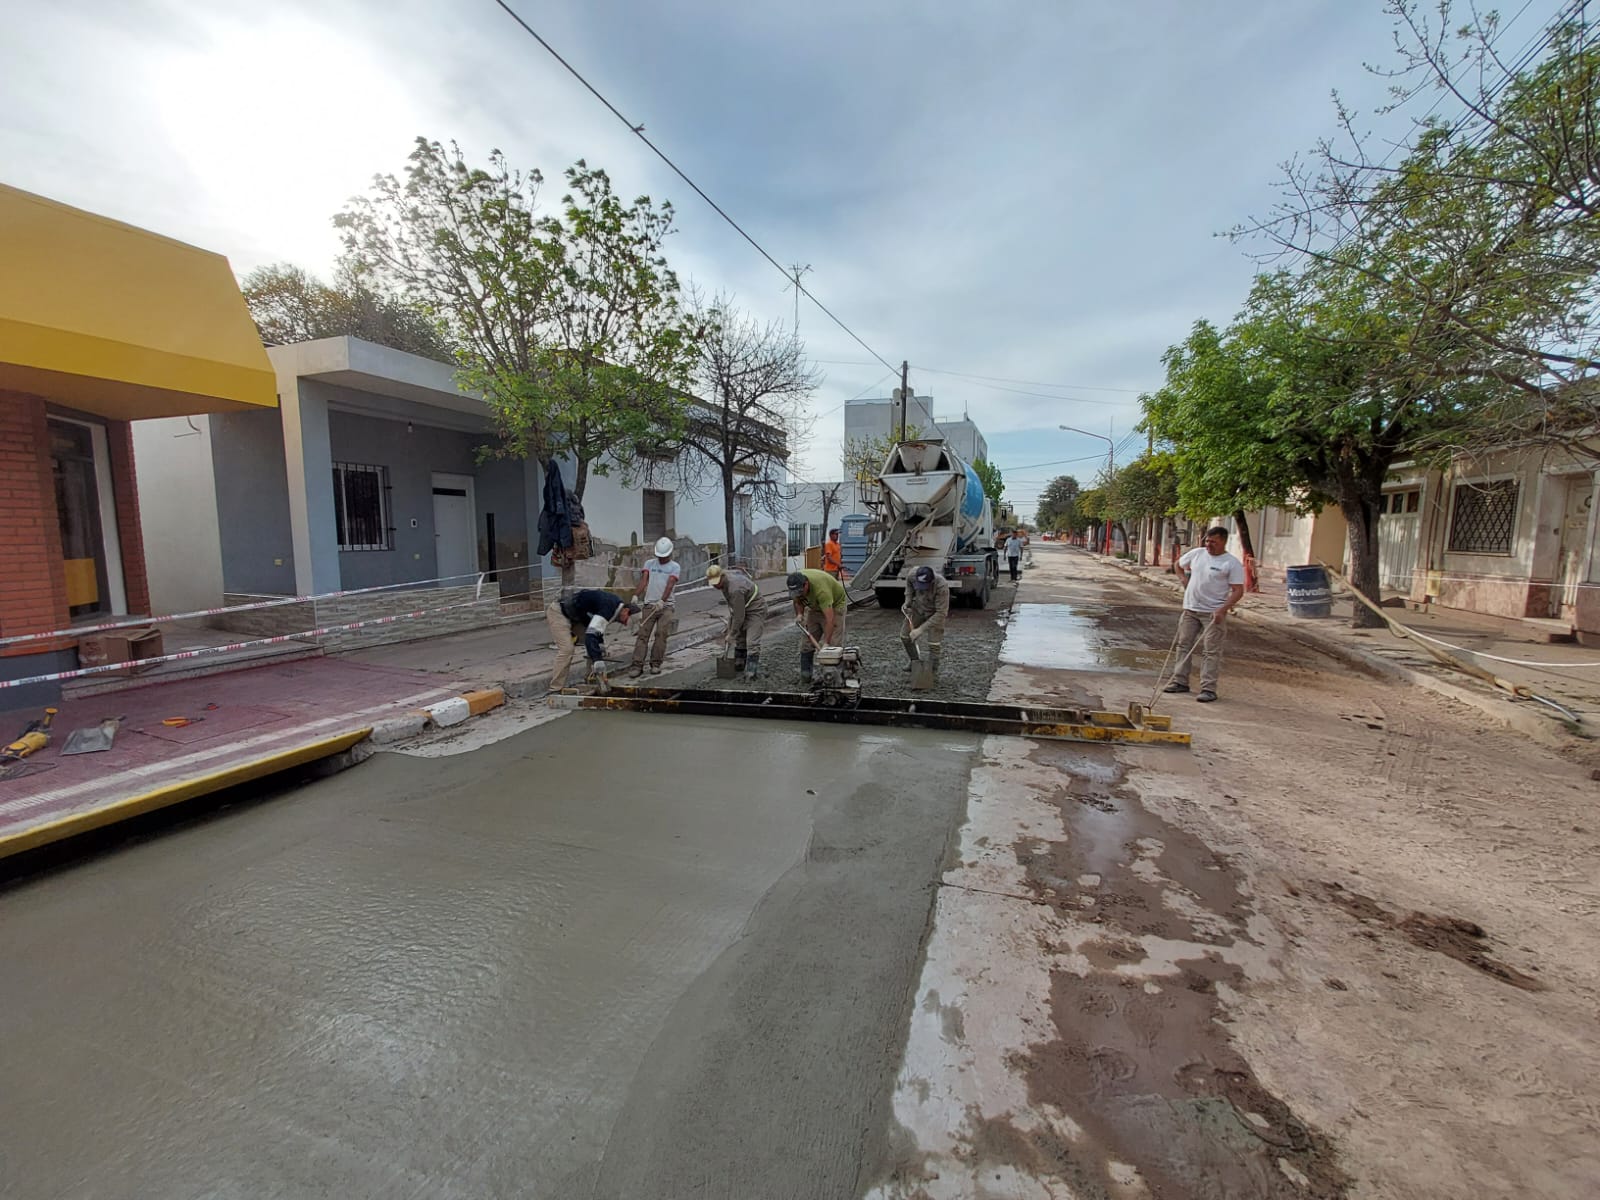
812,360,1144,394
489,0,898,375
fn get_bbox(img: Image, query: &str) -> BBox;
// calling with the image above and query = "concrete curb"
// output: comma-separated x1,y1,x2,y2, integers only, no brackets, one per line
1091,552,1580,751
369,686,509,743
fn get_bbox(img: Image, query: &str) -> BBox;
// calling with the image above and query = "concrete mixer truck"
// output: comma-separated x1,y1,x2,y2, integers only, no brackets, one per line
847,438,1000,610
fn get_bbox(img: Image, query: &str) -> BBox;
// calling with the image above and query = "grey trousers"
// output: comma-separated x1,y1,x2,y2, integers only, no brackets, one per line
631,604,672,667
1172,609,1228,692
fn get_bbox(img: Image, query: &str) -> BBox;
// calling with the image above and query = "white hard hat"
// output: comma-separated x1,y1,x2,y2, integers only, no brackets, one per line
654,536,674,558
705,564,725,586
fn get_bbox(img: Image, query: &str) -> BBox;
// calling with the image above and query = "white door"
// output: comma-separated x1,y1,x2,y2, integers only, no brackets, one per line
431,472,477,585
1379,489,1420,591
1556,475,1592,616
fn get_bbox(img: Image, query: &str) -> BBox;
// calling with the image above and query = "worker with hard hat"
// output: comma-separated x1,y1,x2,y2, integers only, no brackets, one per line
901,565,951,676
627,536,681,677
787,568,848,683
545,589,640,691
706,563,764,679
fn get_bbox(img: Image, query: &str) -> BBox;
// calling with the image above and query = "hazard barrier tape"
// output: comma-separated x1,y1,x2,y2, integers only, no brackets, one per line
0,556,759,650
0,598,496,690
0,570,502,648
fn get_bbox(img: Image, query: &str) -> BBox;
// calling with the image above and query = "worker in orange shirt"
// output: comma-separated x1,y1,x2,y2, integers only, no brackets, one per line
822,528,843,578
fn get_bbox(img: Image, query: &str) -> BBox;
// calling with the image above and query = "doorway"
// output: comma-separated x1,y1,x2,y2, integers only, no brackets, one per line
1555,475,1592,617
431,472,477,585
49,417,126,618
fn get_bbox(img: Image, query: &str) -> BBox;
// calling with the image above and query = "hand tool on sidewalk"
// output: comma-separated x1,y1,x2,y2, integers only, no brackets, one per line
2,707,57,764
161,716,206,728
62,716,124,756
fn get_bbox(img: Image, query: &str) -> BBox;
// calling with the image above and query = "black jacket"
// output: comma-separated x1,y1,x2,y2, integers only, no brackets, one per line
536,459,585,557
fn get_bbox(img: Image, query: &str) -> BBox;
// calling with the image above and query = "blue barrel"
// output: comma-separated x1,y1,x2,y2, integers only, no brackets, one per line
1285,564,1332,618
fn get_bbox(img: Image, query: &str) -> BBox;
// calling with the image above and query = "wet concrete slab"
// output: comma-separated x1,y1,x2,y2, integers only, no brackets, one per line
0,710,978,1200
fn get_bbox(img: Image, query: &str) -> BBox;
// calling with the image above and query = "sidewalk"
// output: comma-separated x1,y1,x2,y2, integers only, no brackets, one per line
1092,550,1600,748
0,587,737,860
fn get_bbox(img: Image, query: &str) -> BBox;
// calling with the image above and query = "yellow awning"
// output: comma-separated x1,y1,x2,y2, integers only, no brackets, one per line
0,183,276,418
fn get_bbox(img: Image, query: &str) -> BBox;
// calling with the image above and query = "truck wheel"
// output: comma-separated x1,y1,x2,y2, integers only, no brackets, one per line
875,588,900,609
973,576,990,609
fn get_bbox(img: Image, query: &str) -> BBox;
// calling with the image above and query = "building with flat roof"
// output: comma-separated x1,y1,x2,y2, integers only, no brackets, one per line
843,390,987,467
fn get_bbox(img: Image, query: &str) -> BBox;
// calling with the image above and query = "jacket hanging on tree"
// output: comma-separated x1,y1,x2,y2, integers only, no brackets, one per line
537,458,590,566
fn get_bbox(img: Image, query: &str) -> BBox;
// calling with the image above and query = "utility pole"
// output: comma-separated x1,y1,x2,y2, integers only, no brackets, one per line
785,263,812,332
899,360,909,442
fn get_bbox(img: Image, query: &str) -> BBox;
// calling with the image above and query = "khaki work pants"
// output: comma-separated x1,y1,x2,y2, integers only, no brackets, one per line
802,606,847,648
901,609,946,659
630,603,673,668
1171,609,1228,693
544,600,582,689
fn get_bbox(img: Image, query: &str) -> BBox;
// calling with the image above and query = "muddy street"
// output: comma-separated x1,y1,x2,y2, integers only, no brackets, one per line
879,545,1600,1199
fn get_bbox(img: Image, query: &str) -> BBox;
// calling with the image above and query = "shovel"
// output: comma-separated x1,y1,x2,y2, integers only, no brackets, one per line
62,716,123,756
715,646,739,680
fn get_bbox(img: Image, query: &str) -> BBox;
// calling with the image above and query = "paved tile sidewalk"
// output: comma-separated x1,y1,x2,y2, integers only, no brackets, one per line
0,659,461,856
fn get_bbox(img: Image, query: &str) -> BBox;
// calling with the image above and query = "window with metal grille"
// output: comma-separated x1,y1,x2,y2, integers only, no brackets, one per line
787,523,806,556
1448,480,1518,555
332,462,392,551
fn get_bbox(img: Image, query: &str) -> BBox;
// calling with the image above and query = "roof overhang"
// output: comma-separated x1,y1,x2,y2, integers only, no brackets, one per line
269,336,488,421
0,183,276,419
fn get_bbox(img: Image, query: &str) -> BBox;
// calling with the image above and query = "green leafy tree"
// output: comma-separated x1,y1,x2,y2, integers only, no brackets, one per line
972,458,1005,509
240,262,451,359
1035,474,1081,531
1245,1,1600,458
335,138,694,500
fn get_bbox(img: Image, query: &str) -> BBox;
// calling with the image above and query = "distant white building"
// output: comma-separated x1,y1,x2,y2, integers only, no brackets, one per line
843,390,988,467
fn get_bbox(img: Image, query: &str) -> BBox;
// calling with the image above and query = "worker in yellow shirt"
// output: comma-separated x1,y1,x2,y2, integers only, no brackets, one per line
786,568,848,683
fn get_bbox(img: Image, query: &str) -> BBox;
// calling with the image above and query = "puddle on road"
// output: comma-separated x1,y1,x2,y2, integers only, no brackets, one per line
999,603,1169,673
1000,740,1351,1198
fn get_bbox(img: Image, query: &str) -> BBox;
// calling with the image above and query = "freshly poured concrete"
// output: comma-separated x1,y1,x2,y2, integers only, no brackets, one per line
0,712,977,1200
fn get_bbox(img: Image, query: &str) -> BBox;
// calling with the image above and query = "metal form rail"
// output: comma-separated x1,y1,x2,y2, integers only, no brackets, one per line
547,685,1190,747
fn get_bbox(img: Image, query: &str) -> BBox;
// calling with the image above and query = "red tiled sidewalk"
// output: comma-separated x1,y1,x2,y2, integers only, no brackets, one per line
0,658,462,858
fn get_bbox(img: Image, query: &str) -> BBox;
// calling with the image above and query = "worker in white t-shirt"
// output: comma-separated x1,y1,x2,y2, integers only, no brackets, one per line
627,537,682,676
1163,526,1247,703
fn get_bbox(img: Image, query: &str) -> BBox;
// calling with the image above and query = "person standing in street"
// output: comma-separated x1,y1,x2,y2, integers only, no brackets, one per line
1163,526,1247,703
900,565,951,677
822,528,843,579
545,589,640,691
706,564,765,679
627,537,680,677
787,568,848,682
1004,530,1025,582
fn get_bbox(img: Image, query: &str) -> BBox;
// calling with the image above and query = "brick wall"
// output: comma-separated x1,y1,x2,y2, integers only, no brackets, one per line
106,419,151,616
0,392,71,656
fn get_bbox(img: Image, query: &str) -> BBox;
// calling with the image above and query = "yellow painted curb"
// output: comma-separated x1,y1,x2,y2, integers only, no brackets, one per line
0,728,372,862
462,687,506,716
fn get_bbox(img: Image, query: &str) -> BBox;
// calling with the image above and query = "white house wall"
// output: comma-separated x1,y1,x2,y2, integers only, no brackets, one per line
131,414,226,613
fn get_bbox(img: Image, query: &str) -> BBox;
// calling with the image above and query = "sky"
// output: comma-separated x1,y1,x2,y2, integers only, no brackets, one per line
0,0,1573,518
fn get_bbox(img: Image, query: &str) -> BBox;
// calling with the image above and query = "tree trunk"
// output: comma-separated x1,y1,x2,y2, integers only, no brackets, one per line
722,466,738,566
1232,509,1255,561
1339,492,1385,629
574,454,589,502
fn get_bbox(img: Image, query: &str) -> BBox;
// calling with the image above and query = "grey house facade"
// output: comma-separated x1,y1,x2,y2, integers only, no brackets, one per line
207,337,541,602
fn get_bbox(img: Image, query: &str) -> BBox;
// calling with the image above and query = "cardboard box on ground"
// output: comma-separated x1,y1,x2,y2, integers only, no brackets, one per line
77,628,164,673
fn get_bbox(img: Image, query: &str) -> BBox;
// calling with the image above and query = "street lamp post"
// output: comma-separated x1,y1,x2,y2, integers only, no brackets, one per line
1059,425,1114,554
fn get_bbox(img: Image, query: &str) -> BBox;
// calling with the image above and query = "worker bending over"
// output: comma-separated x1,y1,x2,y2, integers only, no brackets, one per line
706,564,764,680
627,537,680,677
787,568,848,683
900,565,951,676
545,589,640,691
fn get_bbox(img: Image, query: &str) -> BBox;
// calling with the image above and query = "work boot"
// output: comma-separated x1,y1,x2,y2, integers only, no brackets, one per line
648,664,662,675
930,644,942,677
900,637,919,670
800,651,814,684
625,665,644,679
744,652,761,681
734,649,747,671
1163,681,1190,694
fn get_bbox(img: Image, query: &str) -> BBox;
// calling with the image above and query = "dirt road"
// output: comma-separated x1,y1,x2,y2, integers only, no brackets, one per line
877,546,1600,1198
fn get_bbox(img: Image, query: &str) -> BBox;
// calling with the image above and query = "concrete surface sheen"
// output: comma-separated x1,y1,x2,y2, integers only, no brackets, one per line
0,711,976,1200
